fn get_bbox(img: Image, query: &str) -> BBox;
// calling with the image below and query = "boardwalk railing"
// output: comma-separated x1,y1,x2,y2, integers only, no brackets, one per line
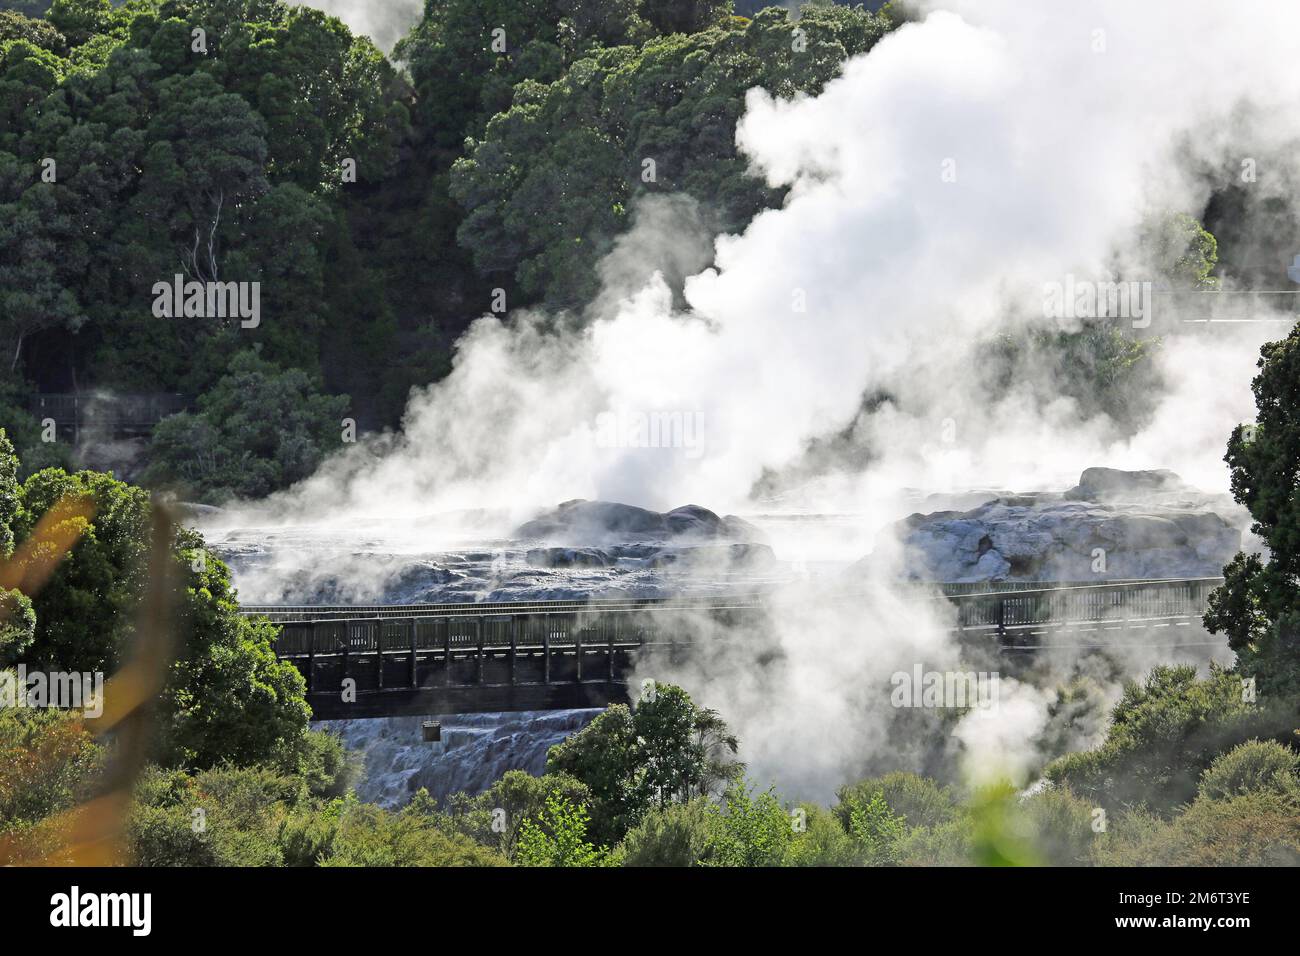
243,577,1224,719
28,393,189,436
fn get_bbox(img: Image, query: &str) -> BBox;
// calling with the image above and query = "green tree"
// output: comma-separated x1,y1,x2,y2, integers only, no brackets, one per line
443,769,591,860
702,783,794,867
514,792,604,867
545,683,741,843
1205,320,1300,693
145,349,350,502
0,10,65,51
846,790,907,865
9,463,311,770
0,702,102,847
450,5,893,309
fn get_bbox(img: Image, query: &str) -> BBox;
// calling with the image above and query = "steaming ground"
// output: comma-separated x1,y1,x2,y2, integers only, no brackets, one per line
210,2,1300,801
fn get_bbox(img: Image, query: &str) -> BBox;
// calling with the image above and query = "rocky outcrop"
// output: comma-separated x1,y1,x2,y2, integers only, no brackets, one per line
524,542,774,570
1064,467,1191,501
320,710,601,809
887,468,1242,583
514,500,764,545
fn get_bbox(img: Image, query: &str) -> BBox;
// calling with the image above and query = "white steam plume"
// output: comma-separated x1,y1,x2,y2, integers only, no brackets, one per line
299,0,423,53
219,2,1300,796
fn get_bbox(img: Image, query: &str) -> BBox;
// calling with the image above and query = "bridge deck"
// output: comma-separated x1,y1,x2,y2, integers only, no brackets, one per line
244,577,1224,719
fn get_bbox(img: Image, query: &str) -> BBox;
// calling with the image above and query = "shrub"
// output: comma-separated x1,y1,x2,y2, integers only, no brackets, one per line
144,350,349,503
612,798,717,867
515,793,605,867
1198,739,1300,801
1094,791,1300,866
326,791,506,867
834,772,958,831
1043,665,1287,813
702,784,795,867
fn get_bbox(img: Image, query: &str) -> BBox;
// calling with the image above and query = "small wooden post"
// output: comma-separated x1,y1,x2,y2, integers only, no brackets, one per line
375,620,384,691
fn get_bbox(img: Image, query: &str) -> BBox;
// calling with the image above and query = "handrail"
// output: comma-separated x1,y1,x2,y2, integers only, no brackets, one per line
242,577,1224,623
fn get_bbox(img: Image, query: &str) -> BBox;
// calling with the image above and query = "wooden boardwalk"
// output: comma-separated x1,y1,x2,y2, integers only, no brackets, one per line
242,577,1224,720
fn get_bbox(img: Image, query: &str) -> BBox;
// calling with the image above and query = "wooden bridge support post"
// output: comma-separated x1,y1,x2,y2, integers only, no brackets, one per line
543,620,551,685
509,617,518,685
307,622,317,694
476,618,485,685
408,618,418,690
443,619,452,687
376,622,384,691
608,620,616,681
576,622,583,683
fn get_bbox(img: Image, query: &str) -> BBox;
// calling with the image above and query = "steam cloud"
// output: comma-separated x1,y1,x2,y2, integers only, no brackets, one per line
300,0,423,54
221,2,1300,798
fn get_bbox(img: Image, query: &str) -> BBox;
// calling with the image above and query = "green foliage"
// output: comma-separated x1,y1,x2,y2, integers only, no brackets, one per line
846,790,907,865
1018,786,1097,866
0,10,65,51
1094,791,1300,866
610,796,716,866
444,769,591,860
783,802,862,867
701,782,794,867
0,586,34,659
11,467,150,673
834,771,958,831
9,462,310,770
0,398,73,480
277,728,357,801
1207,319,1300,693
545,683,741,843
1043,664,1287,813
450,4,893,308
1,0,406,406
1140,212,1220,290
325,790,507,867
0,3,54,22
0,701,102,836
1198,739,1300,802
0,426,15,556
128,764,296,867
514,792,605,866
979,324,1161,433
145,349,350,502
